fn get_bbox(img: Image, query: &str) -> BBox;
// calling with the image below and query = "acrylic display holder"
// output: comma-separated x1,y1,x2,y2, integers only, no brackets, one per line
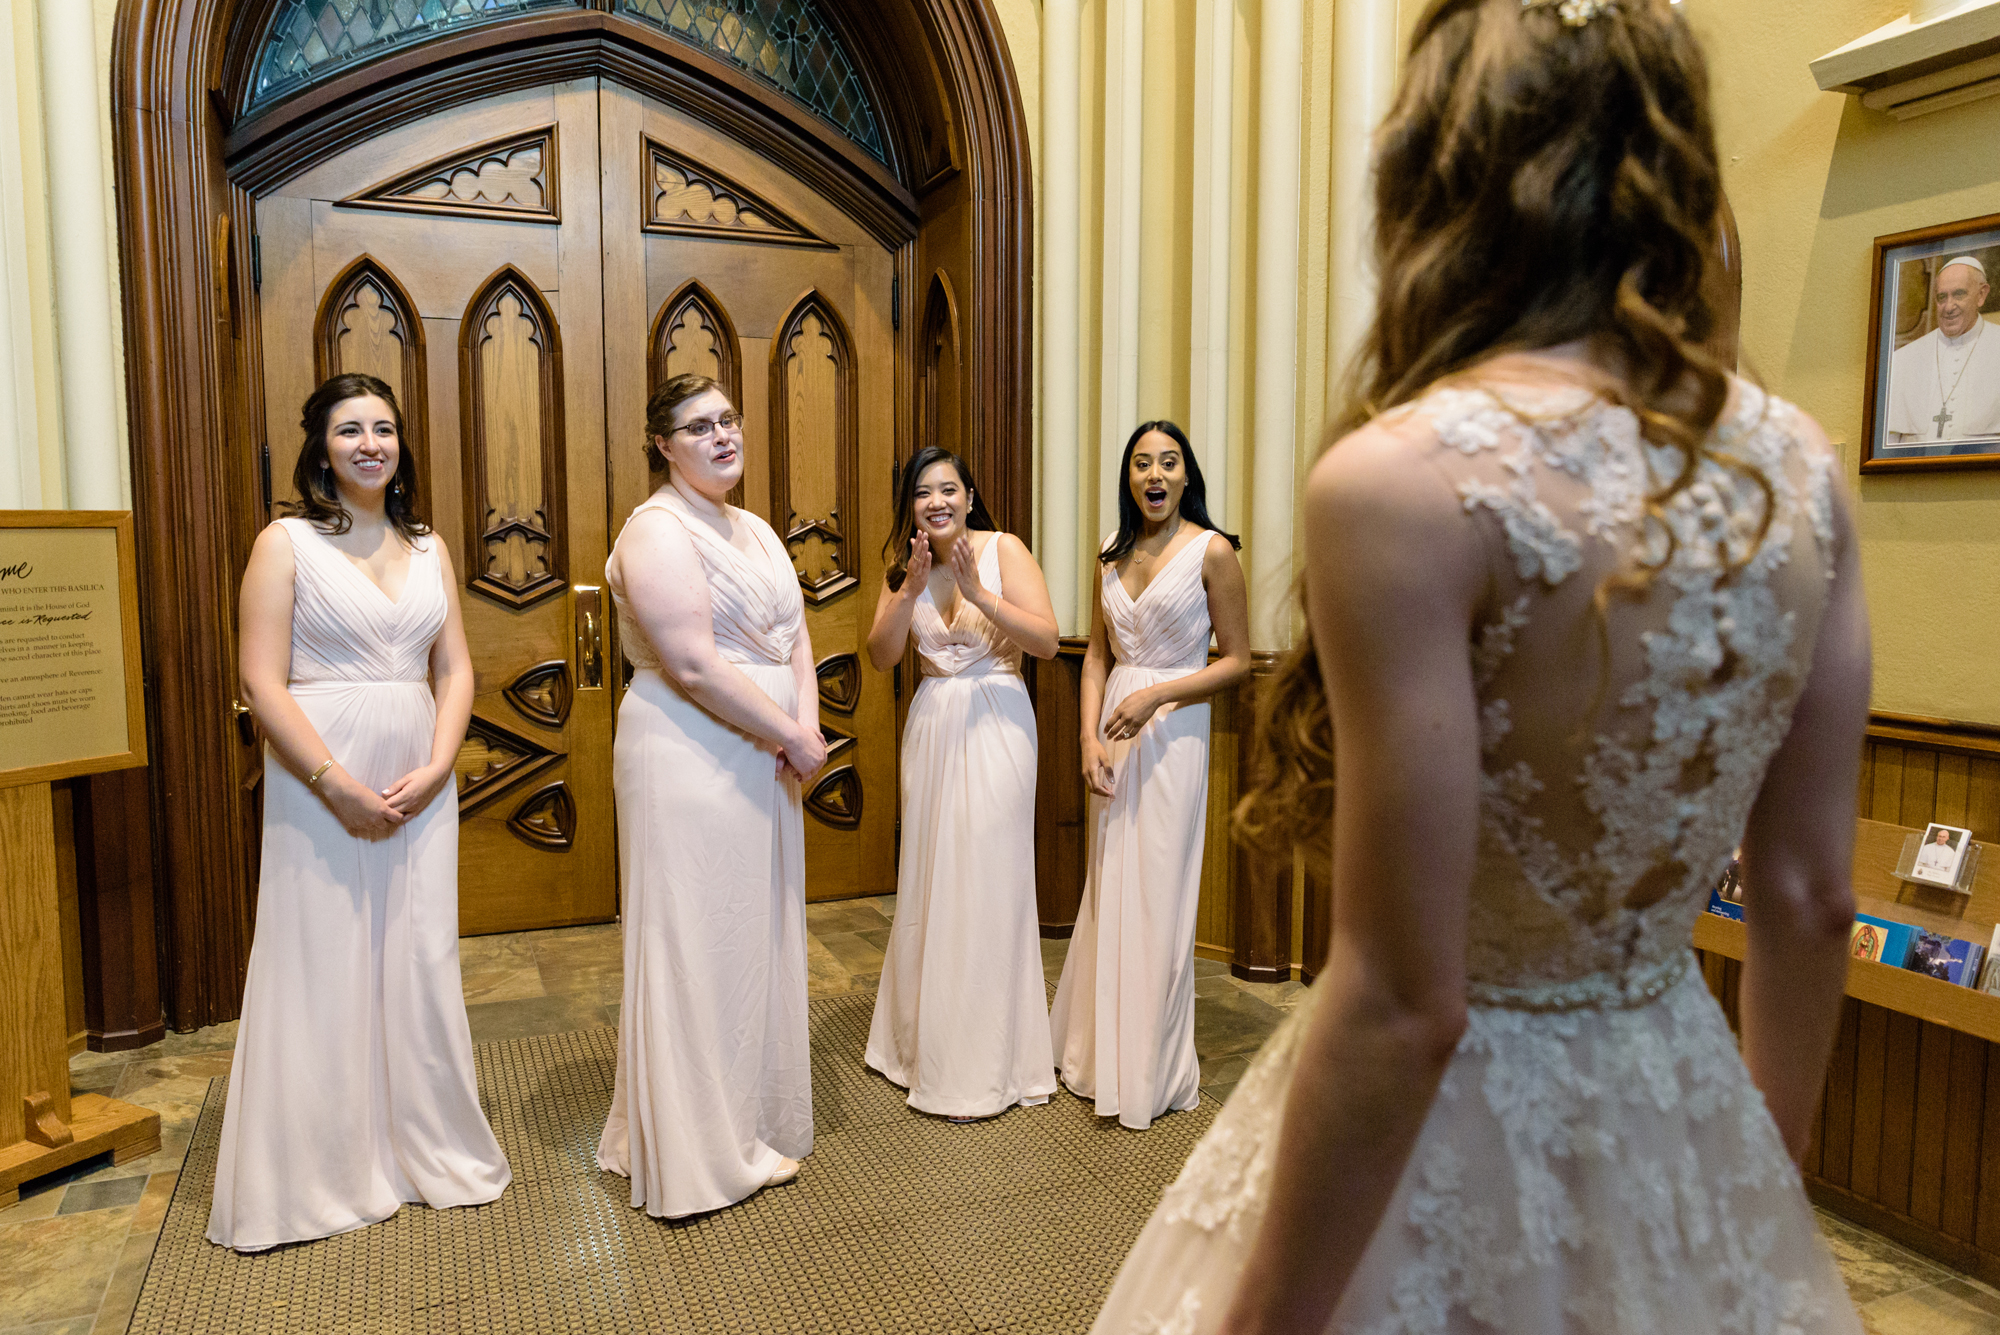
1894,834,1981,896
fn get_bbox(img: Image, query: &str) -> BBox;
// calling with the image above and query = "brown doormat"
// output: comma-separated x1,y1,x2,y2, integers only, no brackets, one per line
128,988,1219,1333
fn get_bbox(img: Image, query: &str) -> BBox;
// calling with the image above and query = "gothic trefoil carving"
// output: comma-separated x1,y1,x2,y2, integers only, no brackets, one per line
643,137,828,248
815,653,861,715
503,660,573,728
805,765,862,830
342,127,559,223
506,780,578,851
456,715,562,814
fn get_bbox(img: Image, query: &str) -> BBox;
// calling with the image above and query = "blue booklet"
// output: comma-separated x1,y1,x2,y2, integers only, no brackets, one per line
1705,887,1744,922
1851,914,1918,969
1908,931,1986,987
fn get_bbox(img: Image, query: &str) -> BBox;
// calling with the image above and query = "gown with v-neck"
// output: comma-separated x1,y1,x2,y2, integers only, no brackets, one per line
207,518,510,1251
865,534,1057,1117
596,488,813,1216
1051,528,1217,1129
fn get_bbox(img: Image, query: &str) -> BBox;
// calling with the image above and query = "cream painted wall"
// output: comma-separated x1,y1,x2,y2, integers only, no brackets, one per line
0,0,131,511
1025,0,1359,640
1689,0,2000,722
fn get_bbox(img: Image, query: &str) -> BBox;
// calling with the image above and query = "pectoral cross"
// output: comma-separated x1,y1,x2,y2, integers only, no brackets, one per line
1935,405,1955,435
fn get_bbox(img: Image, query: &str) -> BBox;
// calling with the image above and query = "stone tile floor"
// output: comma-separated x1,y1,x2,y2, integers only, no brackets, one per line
0,894,1986,1334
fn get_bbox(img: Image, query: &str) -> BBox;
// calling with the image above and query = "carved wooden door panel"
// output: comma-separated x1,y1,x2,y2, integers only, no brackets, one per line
255,83,617,935
602,86,898,902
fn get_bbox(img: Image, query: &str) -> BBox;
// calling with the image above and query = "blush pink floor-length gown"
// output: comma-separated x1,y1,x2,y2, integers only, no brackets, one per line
865,534,1057,1118
207,518,509,1252
1051,531,1218,1130
595,489,812,1217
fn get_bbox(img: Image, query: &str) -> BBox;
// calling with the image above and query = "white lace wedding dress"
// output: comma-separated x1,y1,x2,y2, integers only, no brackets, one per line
1091,379,1864,1334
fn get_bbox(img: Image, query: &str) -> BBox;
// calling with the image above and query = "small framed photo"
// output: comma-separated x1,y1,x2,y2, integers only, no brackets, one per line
1910,822,1974,888
1863,212,2000,473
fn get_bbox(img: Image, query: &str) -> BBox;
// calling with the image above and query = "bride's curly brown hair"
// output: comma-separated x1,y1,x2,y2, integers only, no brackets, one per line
1235,0,1740,863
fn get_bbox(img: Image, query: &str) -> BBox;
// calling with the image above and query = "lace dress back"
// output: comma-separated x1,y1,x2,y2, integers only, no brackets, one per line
1089,378,1862,1335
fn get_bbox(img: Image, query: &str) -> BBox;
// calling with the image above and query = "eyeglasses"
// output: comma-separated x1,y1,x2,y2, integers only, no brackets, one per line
672,411,745,440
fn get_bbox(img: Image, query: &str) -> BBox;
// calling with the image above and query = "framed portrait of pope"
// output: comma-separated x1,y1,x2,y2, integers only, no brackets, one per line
1864,212,2000,473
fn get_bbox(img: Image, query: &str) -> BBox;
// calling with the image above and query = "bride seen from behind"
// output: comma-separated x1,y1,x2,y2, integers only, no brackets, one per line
1092,0,1871,1331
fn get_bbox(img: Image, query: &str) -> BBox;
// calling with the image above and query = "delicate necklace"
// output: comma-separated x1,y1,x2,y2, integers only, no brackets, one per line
1934,318,1985,435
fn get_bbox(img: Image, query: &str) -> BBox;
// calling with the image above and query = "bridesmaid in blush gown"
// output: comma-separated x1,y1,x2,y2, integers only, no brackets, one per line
596,373,825,1217
1051,421,1249,1130
210,373,508,1251
863,447,1061,1120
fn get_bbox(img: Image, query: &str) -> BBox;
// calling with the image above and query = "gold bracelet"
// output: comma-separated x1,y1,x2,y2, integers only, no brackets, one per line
307,759,335,787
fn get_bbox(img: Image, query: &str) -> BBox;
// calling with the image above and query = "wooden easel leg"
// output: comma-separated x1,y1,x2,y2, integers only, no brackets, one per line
0,784,160,1201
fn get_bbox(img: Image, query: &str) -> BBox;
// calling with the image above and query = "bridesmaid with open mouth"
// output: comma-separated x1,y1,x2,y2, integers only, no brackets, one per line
1050,420,1249,1130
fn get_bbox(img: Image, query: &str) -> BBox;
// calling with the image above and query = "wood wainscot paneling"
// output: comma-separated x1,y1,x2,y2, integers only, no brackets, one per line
1030,641,1293,979
1029,641,1088,936
1687,711,2000,1284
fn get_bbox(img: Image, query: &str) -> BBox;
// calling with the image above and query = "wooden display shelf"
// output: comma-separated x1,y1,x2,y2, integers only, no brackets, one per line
1693,816,2000,1042
0,1092,159,1207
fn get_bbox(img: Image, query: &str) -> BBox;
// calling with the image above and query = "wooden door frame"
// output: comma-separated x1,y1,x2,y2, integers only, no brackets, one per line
110,0,1033,1029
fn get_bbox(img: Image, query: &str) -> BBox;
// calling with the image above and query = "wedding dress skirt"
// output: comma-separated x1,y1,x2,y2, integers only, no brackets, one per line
1092,964,1860,1334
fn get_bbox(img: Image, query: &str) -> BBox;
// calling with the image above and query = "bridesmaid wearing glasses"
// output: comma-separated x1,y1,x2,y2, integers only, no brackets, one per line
596,373,824,1216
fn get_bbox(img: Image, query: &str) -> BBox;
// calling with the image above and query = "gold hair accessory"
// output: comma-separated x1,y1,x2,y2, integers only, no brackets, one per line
1523,0,1616,26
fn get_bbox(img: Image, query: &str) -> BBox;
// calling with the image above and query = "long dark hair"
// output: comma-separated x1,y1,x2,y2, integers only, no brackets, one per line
1237,0,1735,862
284,373,430,541
1099,420,1239,566
882,446,997,592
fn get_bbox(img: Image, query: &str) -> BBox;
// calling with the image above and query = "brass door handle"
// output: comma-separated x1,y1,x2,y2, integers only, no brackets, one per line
231,697,256,746
574,585,605,690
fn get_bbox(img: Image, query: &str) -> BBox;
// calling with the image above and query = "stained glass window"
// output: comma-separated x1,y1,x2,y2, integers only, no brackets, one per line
246,0,577,111
614,0,886,162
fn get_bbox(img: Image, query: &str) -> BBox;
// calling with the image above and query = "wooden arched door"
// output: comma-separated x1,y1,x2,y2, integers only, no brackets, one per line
113,0,1028,1022
256,81,897,934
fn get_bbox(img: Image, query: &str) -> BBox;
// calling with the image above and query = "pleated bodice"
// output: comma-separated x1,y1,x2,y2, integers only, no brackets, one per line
610,490,804,672
278,518,444,685
1102,531,1212,674
913,535,1020,679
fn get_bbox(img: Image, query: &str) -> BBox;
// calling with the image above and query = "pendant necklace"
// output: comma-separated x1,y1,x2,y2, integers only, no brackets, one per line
1934,317,1985,436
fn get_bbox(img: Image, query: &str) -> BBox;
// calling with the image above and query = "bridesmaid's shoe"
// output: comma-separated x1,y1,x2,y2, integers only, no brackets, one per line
764,1157,801,1187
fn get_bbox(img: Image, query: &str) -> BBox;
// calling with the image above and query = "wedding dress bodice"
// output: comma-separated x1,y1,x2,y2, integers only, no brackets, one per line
1434,379,1837,1011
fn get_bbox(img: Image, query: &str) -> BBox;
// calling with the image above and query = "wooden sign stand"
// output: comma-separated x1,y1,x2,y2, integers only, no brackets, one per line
0,513,161,1205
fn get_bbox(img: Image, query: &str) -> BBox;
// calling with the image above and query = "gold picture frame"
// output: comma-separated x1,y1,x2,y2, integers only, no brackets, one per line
1863,211,2000,474
0,511,147,788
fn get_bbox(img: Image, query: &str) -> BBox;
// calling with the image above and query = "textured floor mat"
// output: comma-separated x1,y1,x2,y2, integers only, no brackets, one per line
130,989,1220,1333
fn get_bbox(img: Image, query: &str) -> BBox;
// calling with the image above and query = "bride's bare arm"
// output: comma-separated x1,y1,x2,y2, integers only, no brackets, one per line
1219,423,1486,1335
618,510,823,770
1739,450,1870,1159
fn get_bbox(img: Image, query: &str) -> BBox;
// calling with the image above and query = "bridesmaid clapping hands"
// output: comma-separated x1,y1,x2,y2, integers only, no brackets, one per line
863,447,1060,1121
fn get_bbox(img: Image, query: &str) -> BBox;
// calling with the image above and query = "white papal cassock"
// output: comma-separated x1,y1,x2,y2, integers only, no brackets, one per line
1888,317,2000,442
